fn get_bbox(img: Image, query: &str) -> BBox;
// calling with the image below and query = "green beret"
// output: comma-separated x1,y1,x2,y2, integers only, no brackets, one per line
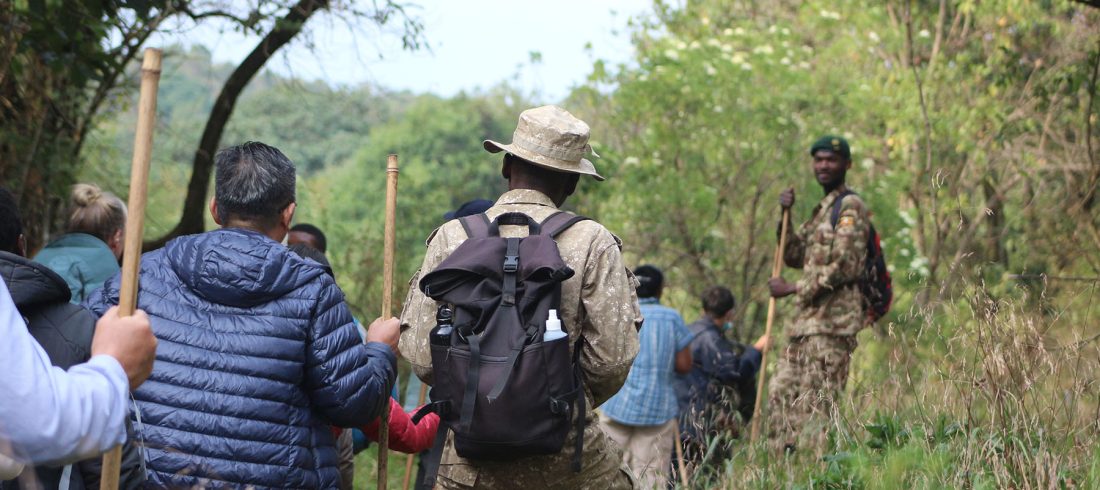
810,135,850,160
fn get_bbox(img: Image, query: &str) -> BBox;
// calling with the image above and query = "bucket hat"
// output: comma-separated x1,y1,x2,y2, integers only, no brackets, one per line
483,105,604,181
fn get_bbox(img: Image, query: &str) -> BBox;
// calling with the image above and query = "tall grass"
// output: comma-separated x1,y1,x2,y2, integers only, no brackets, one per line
696,281,1100,489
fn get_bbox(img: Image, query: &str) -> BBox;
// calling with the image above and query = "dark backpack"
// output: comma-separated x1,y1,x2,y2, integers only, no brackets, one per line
830,191,892,321
413,211,589,475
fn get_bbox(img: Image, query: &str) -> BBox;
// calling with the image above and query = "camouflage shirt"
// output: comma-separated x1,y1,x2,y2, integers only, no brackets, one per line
782,186,870,337
399,188,642,488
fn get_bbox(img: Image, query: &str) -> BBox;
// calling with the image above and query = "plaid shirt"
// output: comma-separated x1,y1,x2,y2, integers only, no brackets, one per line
601,297,696,426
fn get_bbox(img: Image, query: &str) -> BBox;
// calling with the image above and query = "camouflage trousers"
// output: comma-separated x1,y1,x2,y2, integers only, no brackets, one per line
766,334,858,453
434,421,635,489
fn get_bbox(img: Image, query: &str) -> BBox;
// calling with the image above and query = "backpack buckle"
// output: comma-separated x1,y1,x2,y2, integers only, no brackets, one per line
503,255,519,273
550,398,569,415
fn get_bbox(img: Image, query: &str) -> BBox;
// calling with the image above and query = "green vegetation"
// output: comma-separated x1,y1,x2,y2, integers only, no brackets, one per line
31,0,1100,487
565,1,1099,487
1,1,423,250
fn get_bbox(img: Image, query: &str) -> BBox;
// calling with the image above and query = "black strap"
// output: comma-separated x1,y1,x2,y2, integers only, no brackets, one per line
486,324,537,403
411,400,450,425
459,213,492,238
420,426,449,489
490,212,541,236
539,211,590,238
459,334,482,431
570,336,586,472
501,237,520,306
829,190,855,228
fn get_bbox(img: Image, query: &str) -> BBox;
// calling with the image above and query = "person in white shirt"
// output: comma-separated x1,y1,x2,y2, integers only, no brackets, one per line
0,276,156,466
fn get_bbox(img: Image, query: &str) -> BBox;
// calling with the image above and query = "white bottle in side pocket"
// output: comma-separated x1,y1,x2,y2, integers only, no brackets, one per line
544,309,567,342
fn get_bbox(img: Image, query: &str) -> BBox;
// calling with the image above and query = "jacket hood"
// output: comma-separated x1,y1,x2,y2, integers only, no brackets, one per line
165,228,326,308
0,251,72,309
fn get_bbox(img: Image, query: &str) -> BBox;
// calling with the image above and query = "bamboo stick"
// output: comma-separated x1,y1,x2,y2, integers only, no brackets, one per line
100,47,162,490
749,208,790,443
378,154,399,490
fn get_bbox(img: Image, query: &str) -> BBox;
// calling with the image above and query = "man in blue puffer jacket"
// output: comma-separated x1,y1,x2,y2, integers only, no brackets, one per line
86,141,399,489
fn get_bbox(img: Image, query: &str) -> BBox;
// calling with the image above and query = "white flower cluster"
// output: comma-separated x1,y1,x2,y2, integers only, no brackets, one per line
752,45,775,55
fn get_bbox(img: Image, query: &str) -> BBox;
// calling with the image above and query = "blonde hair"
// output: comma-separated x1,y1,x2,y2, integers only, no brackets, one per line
67,183,126,241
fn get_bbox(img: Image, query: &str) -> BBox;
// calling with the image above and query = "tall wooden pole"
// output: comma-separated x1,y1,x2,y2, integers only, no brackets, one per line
673,424,690,488
378,154,399,490
749,208,790,443
401,383,429,490
100,47,162,490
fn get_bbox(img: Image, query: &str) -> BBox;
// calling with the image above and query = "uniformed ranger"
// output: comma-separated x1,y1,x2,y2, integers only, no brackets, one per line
765,135,870,453
399,105,642,489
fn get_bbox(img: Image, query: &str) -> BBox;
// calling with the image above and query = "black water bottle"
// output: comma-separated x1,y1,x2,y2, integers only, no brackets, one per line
431,304,454,346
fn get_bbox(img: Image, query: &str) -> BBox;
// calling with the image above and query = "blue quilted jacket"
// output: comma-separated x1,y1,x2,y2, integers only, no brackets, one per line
86,228,396,489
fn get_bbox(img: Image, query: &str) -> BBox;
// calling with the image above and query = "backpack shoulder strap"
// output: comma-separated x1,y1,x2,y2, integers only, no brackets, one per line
539,211,590,239
458,213,492,238
830,190,856,228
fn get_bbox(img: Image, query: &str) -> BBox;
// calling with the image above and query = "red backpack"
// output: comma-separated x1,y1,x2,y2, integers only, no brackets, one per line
830,191,893,322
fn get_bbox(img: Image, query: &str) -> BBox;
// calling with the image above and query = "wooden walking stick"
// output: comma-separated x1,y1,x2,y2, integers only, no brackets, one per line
401,383,428,490
749,208,790,443
100,47,162,490
378,154,399,490
673,424,690,488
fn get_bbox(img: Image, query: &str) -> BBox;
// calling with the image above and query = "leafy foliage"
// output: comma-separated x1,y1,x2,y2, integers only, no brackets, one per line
570,0,1100,338
38,1,1100,488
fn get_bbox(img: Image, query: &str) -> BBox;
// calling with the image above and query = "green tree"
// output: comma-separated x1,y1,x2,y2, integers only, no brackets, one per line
0,0,424,252
571,0,1100,334
294,88,526,319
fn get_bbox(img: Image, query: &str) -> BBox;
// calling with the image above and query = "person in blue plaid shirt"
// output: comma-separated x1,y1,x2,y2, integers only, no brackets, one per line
599,265,695,489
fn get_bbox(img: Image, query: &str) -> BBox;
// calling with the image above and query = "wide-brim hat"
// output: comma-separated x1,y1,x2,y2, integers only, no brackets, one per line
483,105,605,181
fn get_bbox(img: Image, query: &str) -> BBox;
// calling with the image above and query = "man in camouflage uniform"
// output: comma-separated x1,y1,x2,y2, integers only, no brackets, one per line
766,135,870,453
399,105,642,489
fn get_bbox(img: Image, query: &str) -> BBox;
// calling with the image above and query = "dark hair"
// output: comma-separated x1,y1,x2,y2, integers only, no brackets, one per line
633,264,664,298
701,286,736,318
214,141,296,228
288,243,334,278
0,187,22,254
444,199,494,221
290,223,327,253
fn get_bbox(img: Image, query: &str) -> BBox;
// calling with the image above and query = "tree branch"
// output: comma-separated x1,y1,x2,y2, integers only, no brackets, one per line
146,0,330,250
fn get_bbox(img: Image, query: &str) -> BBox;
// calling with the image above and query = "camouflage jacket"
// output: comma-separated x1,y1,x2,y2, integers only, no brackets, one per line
398,188,641,487
782,186,870,337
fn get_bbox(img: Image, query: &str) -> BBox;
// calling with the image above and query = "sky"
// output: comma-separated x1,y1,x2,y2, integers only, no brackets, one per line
151,0,654,102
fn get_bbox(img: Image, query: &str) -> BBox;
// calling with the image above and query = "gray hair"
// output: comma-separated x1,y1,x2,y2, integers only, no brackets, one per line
214,141,296,226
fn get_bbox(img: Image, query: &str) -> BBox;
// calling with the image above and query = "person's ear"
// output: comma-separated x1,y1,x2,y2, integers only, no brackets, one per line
501,158,512,179
210,198,222,226
16,234,26,258
280,202,297,230
108,228,125,260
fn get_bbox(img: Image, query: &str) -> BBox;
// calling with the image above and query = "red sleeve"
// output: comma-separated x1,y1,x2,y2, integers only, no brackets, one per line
361,398,441,454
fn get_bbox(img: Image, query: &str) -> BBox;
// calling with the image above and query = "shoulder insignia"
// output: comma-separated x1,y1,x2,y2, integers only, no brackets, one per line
837,216,856,228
